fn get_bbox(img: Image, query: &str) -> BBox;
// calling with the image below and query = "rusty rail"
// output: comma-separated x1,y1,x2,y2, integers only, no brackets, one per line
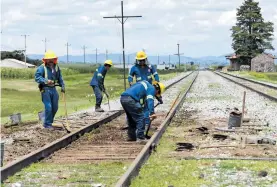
1,72,194,182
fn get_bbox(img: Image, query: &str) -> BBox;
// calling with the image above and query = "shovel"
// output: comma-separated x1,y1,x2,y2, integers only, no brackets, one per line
62,92,71,133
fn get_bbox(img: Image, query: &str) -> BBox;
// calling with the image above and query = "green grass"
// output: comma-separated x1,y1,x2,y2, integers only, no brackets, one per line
1,66,180,124
131,120,277,187
4,162,130,186
230,71,277,84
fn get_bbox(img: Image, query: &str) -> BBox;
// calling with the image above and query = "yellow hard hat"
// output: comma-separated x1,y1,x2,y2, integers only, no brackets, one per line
104,59,113,66
153,82,165,95
136,51,147,60
42,50,58,64
158,82,165,95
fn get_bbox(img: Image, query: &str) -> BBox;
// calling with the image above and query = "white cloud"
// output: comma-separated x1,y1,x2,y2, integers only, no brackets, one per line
217,10,236,26
1,0,277,57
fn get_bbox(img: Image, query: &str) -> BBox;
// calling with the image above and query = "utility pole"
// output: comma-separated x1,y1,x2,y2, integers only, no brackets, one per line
65,42,71,63
157,54,159,65
103,1,142,90
95,48,98,64
82,45,87,63
106,49,108,60
174,43,184,69
21,34,29,67
42,37,49,52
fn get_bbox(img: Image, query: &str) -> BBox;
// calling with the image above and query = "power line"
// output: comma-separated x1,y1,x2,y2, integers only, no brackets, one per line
21,34,30,67
82,45,87,64
65,42,71,63
103,0,142,91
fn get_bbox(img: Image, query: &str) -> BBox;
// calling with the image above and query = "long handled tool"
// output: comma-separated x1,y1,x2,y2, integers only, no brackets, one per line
106,93,110,111
62,92,71,133
145,103,160,139
146,92,182,138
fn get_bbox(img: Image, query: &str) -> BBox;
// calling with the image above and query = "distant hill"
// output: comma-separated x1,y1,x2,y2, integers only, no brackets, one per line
28,53,229,67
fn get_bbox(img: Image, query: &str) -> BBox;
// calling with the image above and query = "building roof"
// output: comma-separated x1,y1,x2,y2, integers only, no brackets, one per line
0,58,36,68
225,52,277,59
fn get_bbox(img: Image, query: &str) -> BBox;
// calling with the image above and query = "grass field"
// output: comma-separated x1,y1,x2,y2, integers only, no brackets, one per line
1,65,181,124
229,71,277,84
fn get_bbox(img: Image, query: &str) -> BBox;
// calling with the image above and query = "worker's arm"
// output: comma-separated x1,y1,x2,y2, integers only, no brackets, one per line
128,67,135,86
146,89,156,115
35,65,48,85
97,66,105,90
57,66,65,87
151,65,160,82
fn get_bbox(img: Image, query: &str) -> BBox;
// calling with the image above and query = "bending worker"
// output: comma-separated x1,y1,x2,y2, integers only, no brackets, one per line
120,81,165,141
128,51,163,131
90,60,113,112
35,50,65,129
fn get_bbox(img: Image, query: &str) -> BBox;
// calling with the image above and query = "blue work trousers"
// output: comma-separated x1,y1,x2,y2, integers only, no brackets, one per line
92,85,103,106
41,87,59,127
120,96,145,140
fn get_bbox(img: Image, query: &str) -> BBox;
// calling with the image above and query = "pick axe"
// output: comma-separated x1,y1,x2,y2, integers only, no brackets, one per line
145,103,160,139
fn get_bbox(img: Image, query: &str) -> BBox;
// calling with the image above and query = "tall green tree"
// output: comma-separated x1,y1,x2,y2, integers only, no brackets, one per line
231,0,274,64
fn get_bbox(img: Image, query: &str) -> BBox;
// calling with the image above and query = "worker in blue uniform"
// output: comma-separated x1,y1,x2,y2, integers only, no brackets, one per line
128,51,163,134
35,50,65,129
120,81,165,141
128,51,159,85
90,60,113,112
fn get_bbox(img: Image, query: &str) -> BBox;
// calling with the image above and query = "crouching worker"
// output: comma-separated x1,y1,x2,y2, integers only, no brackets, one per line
120,80,165,141
90,60,112,112
35,50,65,129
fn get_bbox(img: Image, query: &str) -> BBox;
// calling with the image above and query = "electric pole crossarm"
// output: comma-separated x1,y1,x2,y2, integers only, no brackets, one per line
103,16,142,18
103,1,142,91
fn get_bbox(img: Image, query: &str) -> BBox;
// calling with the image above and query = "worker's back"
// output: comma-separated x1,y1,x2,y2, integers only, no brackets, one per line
90,65,107,86
121,81,155,103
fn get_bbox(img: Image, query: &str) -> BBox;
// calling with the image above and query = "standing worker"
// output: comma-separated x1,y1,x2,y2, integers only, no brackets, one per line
90,60,113,112
128,51,163,133
35,50,65,129
120,81,165,141
128,51,160,86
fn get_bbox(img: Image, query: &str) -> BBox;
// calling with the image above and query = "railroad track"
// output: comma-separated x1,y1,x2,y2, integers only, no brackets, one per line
1,71,197,184
214,71,277,102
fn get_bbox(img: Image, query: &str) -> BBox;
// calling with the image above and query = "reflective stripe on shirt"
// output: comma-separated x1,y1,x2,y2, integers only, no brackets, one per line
139,81,148,90
147,95,154,100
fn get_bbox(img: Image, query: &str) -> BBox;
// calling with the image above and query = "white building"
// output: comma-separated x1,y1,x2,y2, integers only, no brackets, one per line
0,58,36,68
157,64,176,70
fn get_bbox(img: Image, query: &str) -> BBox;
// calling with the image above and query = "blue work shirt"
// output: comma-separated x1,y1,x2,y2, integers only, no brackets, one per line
35,64,64,87
121,81,155,114
128,64,159,84
90,65,107,88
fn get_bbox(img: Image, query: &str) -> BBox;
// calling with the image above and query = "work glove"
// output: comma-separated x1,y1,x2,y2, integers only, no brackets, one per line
129,82,133,87
156,96,163,104
61,86,65,93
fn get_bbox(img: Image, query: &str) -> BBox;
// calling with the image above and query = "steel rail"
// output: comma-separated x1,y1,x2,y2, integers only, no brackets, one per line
115,72,199,187
1,72,194,182
221,72,277,90
215,72,277,102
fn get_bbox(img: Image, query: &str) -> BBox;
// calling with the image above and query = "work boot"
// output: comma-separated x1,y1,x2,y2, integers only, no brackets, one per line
95,105,104,112
127,137,137,141
136,138,148,144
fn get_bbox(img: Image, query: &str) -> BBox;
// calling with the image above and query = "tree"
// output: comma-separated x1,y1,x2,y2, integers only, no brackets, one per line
231,0,274,64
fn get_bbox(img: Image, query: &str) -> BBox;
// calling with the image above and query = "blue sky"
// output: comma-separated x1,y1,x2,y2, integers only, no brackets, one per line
1,0,277,57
